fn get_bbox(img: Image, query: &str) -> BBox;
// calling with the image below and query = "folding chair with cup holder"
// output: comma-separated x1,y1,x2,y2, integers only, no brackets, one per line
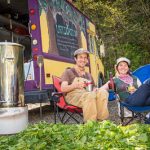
51,76,83,124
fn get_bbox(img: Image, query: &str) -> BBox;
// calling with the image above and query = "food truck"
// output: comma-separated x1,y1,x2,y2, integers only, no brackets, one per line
0,0,104,103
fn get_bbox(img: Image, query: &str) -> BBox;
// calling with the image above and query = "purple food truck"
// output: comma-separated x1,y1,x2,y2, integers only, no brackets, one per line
0,0,104,104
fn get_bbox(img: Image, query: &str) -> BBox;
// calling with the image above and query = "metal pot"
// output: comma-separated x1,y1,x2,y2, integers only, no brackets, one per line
0,42,24,107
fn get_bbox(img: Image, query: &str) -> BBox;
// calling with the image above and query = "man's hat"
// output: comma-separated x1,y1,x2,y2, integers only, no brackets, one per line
74,48,90,57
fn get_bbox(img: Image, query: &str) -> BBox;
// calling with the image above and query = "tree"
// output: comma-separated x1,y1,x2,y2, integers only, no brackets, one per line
74,0,150,77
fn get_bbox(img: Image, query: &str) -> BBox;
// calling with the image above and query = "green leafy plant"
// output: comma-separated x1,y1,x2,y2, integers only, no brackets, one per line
0,121,150,150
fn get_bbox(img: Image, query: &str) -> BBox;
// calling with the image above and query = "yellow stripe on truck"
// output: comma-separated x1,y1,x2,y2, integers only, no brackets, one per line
40,10,49,53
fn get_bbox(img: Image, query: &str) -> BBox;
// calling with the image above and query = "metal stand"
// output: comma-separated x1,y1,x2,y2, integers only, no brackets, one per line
37,55,43,119
39,63,42,119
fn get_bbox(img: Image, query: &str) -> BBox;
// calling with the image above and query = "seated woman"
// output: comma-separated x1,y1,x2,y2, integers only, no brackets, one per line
102,57,142,117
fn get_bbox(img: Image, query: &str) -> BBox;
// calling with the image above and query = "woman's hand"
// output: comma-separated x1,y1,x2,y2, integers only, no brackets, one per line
128,86,136,94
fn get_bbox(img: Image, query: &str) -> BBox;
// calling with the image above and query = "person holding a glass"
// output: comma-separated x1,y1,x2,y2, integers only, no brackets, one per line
102,57,142,117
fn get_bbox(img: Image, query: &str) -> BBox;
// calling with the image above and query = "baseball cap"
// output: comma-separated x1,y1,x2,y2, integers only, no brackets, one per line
116,57,131,66
74,48,90,57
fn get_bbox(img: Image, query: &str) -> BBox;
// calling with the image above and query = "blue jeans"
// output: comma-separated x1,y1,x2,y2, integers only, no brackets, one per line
124,78,150,106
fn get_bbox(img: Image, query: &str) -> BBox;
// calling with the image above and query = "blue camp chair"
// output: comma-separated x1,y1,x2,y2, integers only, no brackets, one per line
132,64,150,83
119,64,150,125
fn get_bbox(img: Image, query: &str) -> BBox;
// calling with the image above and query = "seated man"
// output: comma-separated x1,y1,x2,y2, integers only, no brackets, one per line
61,48,109,122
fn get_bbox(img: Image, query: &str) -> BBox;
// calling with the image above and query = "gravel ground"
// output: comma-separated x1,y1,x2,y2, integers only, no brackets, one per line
28,100,121,125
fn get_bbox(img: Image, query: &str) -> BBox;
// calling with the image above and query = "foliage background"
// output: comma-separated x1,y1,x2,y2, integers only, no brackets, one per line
73,0,150,79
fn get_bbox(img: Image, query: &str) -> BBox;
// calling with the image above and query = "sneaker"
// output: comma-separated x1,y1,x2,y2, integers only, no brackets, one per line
146,112,150,119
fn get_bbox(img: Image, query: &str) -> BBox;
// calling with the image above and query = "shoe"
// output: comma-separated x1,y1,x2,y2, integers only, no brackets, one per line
146,112,150,118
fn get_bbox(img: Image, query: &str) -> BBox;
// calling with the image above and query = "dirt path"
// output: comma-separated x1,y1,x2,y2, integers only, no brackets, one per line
28,100,121,125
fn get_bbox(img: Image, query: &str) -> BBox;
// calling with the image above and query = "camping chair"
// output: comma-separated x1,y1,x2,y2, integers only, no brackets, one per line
51,76,83,124
108,90,116,101
119,64,150,125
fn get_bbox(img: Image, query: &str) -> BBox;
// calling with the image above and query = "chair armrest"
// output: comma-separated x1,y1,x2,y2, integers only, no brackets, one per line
52,92,63,97
51,92,63,102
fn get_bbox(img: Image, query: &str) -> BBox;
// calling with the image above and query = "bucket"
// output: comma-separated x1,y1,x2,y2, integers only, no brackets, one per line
0,42,25,107
0,106,28,134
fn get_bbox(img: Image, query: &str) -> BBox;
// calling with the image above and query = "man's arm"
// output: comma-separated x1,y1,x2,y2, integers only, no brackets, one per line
61,81,85,93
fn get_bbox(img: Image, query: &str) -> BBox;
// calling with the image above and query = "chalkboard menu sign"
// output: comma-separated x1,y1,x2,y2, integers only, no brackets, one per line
55,14,79,58
38,0,86,59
